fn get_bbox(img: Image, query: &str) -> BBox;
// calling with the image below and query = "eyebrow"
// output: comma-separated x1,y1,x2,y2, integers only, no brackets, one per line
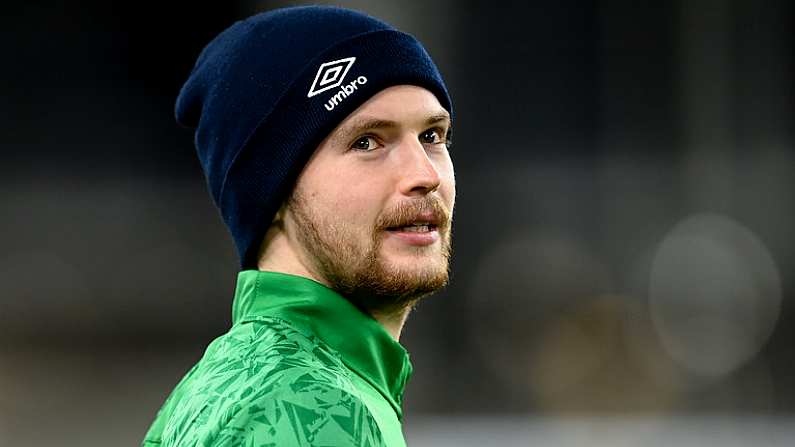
335,111,451,144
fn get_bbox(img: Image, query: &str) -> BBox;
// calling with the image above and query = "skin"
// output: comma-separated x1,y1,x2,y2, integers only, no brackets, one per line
257,85,456,341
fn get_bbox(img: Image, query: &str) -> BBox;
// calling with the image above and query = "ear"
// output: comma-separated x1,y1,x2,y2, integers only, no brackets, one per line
256,201,289,268
272,200,288,225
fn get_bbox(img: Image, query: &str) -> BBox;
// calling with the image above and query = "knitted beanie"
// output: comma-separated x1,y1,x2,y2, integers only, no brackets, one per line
176,6,453,269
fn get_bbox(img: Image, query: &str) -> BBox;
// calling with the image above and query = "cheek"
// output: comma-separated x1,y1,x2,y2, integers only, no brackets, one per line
437,157,456,208
302,168,385,227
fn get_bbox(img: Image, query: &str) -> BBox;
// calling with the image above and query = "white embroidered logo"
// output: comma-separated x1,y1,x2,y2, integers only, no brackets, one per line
321,75,367,111
307,57,357,98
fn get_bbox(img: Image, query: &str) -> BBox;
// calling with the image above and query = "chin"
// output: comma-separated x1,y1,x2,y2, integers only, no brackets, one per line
381,253,449,283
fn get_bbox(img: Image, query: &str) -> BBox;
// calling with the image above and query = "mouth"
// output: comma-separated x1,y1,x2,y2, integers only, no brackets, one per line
385,222,439,233
383,211,443,246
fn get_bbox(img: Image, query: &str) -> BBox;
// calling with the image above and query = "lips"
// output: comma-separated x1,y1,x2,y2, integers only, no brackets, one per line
386,222,439,233
383,210,444,246
395,223,436,233
384,210,442,231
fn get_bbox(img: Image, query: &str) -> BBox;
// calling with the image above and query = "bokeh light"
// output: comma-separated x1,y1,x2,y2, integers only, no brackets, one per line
649,213,782,378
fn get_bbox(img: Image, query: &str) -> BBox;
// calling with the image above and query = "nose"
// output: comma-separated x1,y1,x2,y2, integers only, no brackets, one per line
396,137,442,197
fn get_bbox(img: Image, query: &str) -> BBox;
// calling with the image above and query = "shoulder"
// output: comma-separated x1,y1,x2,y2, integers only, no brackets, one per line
158,317,386,446
212,376,385,446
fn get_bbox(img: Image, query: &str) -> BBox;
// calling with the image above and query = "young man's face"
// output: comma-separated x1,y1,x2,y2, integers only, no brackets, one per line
284,85,455,313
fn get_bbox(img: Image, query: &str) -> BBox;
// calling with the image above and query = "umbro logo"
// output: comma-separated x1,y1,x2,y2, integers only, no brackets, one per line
307,57,357,98
307,56,368,111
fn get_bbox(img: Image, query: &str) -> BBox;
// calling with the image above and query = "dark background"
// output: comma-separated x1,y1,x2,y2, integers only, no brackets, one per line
1,1,793,445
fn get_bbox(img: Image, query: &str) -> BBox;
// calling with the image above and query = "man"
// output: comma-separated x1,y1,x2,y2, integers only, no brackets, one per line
142,5,455,447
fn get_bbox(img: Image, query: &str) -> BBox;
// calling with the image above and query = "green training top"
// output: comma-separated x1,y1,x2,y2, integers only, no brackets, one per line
142,270,413,446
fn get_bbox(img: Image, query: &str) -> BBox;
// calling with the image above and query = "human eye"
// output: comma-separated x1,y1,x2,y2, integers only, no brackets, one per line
419,127,452,149
350,135,381,152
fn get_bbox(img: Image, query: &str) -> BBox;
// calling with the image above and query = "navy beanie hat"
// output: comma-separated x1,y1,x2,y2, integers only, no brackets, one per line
176,6,452,270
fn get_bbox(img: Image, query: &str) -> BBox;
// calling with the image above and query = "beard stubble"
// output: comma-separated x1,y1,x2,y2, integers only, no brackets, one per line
288,189,452,315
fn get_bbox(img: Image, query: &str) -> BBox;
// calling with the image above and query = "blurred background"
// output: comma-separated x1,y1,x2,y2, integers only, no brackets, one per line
1,0,793,445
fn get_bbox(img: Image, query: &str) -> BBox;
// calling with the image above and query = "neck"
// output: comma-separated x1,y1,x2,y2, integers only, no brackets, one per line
256,226,411,341
369,306,412,341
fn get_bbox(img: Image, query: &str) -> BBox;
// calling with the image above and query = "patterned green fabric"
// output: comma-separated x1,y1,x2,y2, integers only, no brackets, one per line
143,271,412,446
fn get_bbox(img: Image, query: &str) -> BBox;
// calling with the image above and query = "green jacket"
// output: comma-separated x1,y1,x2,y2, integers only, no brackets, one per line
142,270,413,446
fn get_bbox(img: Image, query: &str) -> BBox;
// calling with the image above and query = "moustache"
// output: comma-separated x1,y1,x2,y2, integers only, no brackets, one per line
376,197,452,232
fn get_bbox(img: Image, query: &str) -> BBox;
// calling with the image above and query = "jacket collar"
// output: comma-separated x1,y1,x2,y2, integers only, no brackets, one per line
231,270,413,419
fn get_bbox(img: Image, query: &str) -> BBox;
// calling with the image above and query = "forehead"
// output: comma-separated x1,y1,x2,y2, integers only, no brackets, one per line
340,85,449,127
